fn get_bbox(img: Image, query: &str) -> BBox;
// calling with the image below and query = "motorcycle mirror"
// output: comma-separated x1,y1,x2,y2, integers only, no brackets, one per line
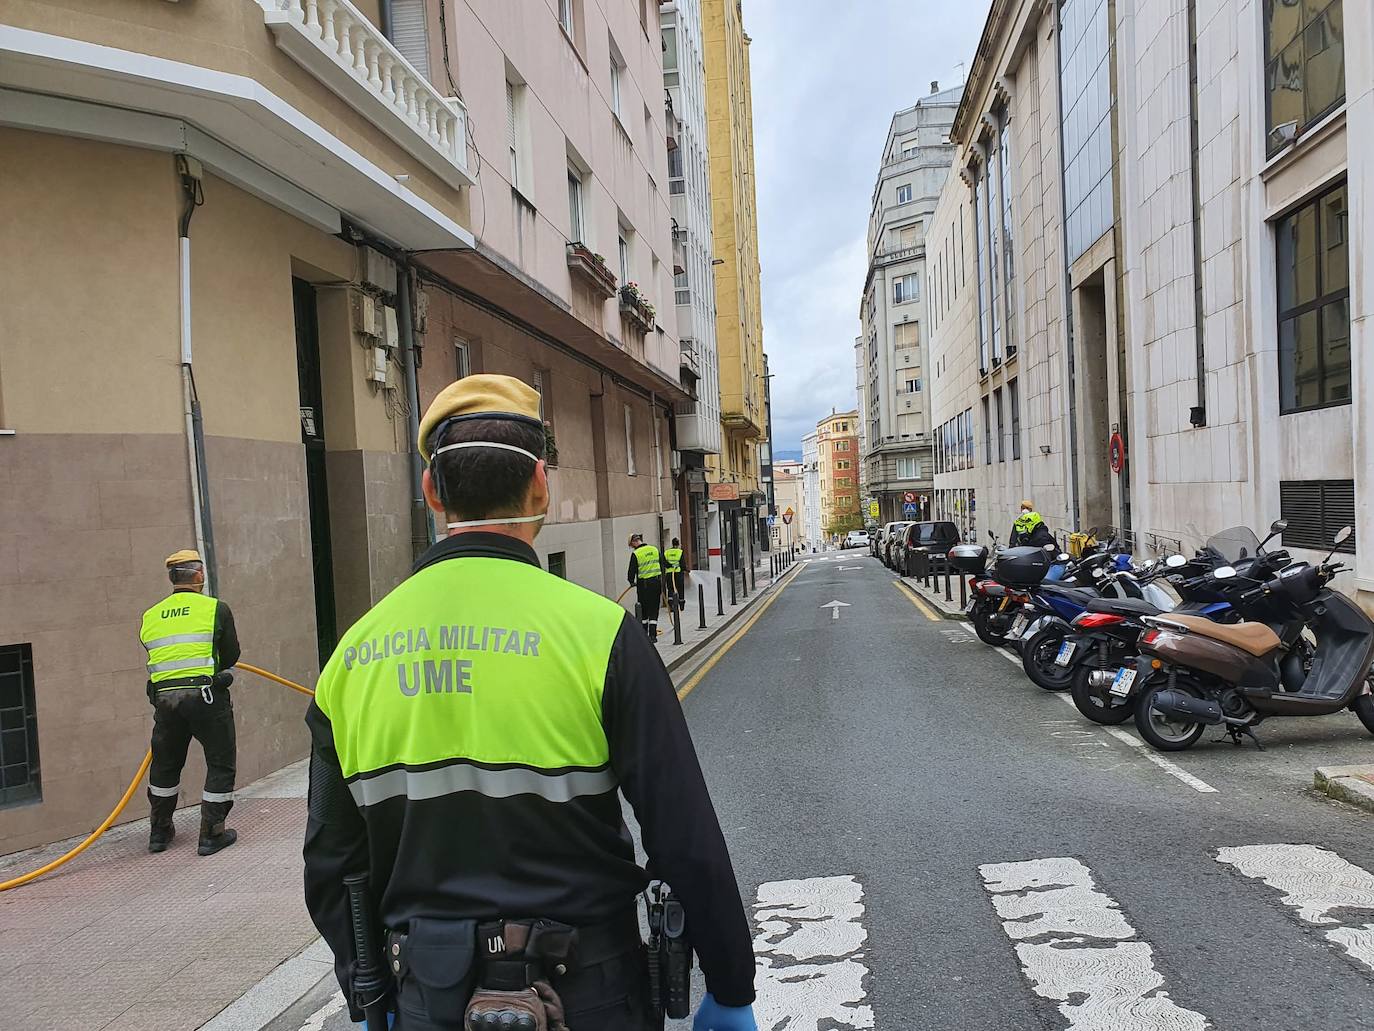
1271,519,1288,534
1334,525,1353,545
1165,554,1187,568
1213,566,1238,580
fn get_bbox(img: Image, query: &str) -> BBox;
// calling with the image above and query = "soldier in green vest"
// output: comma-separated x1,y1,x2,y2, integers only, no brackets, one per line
664,537,686,610
627,532,664,640
302,375,757,1031
139,550,241,855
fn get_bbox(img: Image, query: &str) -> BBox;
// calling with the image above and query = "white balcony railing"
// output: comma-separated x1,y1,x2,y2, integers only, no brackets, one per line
259,0,475,188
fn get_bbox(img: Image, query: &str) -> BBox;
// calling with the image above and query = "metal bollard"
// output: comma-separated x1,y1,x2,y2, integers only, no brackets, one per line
730,572,738,607
717,577,725,615
634,602,641,625
698,583,707,629
944,566,953,603
959,573,967,610
749,562,755,594
923,554,931,588
671,598,683,645
742,566,749,599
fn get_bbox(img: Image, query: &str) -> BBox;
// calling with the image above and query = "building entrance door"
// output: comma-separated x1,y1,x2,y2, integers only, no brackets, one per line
292,277,337,668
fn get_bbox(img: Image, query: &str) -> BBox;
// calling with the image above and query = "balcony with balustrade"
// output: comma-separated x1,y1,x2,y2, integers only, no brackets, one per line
258,0,474,189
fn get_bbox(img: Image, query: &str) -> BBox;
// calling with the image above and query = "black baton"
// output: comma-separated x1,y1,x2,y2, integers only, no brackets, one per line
345,872,390,1031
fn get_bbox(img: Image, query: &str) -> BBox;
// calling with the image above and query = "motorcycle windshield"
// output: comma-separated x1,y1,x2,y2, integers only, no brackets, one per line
1205,526,1263,564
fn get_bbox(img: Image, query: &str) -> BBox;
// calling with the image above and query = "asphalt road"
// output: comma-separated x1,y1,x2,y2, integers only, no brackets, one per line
267,552,1374,1030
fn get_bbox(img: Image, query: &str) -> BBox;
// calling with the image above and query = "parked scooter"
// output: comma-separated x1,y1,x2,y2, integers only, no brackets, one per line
1067,521,1303,725
1123,527,1374,750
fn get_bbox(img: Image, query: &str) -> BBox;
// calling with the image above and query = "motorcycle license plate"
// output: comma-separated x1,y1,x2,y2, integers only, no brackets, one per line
1007,614,1029,641
964,599,975,614
1055,641,1076,666
1109,667,1137,697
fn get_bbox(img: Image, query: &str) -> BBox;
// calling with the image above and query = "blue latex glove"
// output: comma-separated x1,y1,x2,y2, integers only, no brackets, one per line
693,993,758,1031
352,1015,394,1029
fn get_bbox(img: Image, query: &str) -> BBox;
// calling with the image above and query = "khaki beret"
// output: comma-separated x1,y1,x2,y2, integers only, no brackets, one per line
418,374,543,463
628,533,644,547
166,549,203,567
1020,500,1035,511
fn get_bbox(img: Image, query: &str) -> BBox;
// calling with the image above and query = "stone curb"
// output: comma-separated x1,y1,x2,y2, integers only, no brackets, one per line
1314,764,1374,814
665,560,804,675
900,574,970,621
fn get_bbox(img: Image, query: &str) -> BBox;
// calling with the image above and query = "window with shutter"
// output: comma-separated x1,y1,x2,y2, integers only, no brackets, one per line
506,80,519,187
1280,479,1356,553
390,0,431,80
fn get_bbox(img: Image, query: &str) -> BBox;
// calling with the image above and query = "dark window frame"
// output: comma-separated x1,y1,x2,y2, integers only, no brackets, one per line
1263,0,1346,157
1276,179,1350,414
0,643,41,808
1008,377,1022,460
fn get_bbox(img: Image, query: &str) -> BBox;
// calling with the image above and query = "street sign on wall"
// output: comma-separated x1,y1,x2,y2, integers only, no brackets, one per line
904,502,918,516
708,482,740,501
903,491,917,504
868,501,880,519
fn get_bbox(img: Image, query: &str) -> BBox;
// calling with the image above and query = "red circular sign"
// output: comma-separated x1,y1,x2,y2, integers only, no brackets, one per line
903,491,918,504
1109,432,1126,474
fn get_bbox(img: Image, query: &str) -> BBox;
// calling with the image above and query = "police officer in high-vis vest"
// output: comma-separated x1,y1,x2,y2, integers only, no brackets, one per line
302,375,757,1031
664,538,685,609
627,532,663,640
140,550,241,855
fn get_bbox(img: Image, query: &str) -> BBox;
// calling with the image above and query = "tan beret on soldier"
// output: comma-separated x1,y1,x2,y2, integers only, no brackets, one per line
418,373,544,463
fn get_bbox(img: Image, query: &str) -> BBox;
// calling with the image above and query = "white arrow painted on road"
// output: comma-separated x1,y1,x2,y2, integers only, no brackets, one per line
821,600,851,621
839,565,863,571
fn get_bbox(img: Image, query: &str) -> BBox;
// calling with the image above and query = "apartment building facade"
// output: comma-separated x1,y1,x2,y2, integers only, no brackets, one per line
859,85,962,524
801,429,822,545
0,0,689,853
662,0,723,576
771,459,808,550
927,0,1373,616
703,0,766,580
817,410,861,537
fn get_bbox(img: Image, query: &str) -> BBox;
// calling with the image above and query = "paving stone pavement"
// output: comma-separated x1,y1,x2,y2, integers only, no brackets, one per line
0,770,316,1031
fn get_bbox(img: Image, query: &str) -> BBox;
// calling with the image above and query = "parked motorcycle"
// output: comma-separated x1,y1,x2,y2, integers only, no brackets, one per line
1067,522,1301,725
1121,527,1374,750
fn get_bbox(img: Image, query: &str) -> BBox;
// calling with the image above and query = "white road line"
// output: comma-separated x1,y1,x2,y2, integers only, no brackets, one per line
752,875,874,1030
1049,691,1219,794
980,857,1211,1030
1216,844,1374,973
297,995,345,1031
1102,727,1218,793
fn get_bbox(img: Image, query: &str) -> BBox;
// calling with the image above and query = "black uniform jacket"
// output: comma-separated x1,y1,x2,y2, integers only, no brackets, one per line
302,533,756,1010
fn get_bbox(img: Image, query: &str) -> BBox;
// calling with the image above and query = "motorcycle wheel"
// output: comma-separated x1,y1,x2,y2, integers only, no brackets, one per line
1020,624,1075,691
1135,679,1207,751
1353,690,1374,737
971,605,1010,648
1070,663,1133,725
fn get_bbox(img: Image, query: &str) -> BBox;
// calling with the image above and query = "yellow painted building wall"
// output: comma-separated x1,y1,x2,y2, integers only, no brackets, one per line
703,0,765,496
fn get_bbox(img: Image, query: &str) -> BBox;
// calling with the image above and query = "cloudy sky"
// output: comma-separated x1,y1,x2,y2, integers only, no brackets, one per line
747,0,988,455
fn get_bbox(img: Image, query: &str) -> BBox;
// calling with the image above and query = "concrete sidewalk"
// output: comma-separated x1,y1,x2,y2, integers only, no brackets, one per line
900,568,971,619
0,553,803,1031
1315,765,1374,814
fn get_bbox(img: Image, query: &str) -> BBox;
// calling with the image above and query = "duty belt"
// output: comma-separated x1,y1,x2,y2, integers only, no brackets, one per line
385,910,640,985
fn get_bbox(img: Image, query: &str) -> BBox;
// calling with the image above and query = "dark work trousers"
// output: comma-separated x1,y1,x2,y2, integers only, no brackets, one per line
395,949,655,1031
666,571,685,607
148,687,237,827
635,578,662,638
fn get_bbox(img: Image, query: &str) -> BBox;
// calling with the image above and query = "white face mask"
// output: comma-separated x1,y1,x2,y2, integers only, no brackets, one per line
433,441,547,532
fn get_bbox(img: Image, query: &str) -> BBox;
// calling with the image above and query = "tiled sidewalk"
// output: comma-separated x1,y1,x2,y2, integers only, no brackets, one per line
0,762,317,1031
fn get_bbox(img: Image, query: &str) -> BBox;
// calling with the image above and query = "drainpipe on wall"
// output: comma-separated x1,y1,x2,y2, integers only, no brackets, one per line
1185,0,1207,427
175,154,219,592
378,0,393,40
397,264,432,559
1052,11,1082,531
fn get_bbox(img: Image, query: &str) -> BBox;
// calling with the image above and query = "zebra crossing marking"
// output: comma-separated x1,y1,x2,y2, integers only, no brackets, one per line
752,875,874,1030
1216,843,1374,974
980,856,1211,1030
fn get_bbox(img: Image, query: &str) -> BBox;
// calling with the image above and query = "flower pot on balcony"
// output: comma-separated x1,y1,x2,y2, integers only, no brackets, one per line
619,284,656,335
566,243,617,298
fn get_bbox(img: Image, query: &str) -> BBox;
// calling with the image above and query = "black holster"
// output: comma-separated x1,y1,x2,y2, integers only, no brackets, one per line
646,886,691,1020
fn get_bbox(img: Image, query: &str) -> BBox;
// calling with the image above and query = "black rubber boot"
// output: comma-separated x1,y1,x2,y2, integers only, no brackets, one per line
148,823,176,854
198,819,238,856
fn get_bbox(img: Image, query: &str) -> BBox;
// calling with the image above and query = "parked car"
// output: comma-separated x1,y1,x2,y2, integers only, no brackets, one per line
843,529,871,550
897,521,962,577
883,522,912,568
870,526,885,559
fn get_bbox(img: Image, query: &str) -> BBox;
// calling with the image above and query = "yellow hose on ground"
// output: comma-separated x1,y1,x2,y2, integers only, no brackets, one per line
0,664,312,892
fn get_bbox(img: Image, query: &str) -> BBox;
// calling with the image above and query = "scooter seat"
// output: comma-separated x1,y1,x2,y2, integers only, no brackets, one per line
1158,613,1280,656
1039,585,1100,606
1086,597,1161,617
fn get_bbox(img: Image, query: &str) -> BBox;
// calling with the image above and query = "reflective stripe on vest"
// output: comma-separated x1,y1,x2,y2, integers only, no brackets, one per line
315,556,626,802
663,548,683,574
141,593,218,685
634,545,662,580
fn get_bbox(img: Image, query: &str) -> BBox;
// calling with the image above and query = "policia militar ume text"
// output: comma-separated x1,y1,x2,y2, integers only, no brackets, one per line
302,375,758,1030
